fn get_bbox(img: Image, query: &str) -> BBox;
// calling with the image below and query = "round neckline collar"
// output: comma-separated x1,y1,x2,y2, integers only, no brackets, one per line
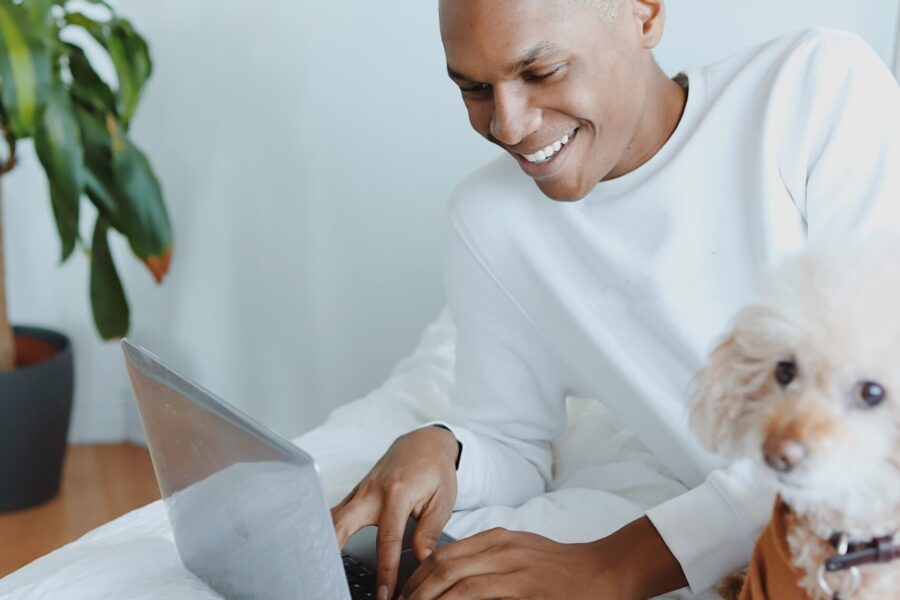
580,68,707,201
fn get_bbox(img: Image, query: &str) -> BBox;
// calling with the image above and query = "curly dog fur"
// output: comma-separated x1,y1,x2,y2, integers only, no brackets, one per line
691,236,900,599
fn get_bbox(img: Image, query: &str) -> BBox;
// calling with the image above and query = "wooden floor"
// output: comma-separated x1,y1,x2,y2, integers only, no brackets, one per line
0,444,160,578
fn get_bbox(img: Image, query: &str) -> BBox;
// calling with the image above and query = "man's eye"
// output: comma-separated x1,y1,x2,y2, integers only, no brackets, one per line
461,83,490,96
524,66,563,82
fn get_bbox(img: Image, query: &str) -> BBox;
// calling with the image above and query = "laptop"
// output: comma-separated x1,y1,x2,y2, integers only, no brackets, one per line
122,339,455,600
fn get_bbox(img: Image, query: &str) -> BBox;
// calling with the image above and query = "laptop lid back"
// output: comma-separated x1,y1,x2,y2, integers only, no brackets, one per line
122,339,350,600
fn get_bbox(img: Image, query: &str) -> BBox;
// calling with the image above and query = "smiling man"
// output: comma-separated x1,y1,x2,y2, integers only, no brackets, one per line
443,0,686,202
330,0,900,598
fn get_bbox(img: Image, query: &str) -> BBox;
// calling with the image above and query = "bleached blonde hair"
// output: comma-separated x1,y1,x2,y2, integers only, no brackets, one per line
556,0,623,22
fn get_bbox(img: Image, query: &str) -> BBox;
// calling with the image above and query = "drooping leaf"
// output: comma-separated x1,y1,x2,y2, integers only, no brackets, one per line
65,42,117,115
0,1,53,137
106,19,150,125
89,215,129,339
107,117,171,281
74,102,172,282
63,11,102,37
34,79,84,261
72,101,122,225
63,12,152,126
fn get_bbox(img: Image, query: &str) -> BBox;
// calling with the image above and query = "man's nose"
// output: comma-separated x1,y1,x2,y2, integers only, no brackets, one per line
489,88,541,146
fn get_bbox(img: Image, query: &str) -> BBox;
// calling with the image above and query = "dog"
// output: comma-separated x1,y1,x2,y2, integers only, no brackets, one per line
689,236,900,599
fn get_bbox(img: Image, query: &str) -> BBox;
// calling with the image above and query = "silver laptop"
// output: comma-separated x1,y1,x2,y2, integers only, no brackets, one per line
122,339,455,600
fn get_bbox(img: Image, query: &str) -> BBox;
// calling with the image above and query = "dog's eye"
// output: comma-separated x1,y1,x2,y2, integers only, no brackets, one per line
774,361,797,386
856,381,886,408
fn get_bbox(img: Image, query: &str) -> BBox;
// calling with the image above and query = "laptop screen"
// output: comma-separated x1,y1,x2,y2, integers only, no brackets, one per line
122,340,350,600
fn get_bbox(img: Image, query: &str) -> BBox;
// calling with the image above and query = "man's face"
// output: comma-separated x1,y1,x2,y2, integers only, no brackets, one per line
440,0,652,201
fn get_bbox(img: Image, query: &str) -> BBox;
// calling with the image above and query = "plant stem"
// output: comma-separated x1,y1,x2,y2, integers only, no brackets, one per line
0,179,15,372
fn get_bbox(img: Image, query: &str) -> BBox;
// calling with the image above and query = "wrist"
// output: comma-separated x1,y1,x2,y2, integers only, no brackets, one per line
424,424,461,469
590,516,688,599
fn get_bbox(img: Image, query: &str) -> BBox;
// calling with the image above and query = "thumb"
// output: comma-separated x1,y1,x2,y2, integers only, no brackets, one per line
412,498,452,561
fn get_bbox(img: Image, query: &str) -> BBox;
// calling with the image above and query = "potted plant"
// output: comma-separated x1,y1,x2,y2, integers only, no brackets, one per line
0,0,172,512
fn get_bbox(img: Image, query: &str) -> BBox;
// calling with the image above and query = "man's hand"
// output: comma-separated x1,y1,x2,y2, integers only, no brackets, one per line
397,528,616,600
331,426,460,600
398,517,689,600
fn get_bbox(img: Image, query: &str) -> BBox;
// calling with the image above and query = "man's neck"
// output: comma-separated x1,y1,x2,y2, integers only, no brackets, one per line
604,61,688,181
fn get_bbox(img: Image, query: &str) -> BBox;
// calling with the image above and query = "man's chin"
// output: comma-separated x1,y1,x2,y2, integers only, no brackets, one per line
534,179,591,203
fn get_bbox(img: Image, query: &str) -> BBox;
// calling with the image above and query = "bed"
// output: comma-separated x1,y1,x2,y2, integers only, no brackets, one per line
0,310,716,599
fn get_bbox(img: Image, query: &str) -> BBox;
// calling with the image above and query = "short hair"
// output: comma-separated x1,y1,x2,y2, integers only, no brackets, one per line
556,0,622,22
439,0,623,25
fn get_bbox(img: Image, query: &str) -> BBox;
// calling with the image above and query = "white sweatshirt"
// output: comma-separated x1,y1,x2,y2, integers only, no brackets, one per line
434,28,900,593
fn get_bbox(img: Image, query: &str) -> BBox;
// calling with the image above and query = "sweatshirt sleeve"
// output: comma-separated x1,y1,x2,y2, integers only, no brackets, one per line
430,209,569,510
646,459,774,592
776,29,900,239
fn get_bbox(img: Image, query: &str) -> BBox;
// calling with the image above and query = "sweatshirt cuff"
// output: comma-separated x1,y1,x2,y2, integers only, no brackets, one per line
422,421,485,510
645,478,765,593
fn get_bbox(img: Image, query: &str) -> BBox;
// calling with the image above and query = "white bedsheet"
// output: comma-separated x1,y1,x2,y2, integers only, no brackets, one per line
0,310,716,599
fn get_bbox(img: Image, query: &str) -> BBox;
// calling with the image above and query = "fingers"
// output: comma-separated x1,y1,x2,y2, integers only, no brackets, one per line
401,530,515,599
332,492,379,550
441,574,518,600
411,492,454,561
401,551,490,600
403,552,524,600
376,502,414,600
331,483,359,516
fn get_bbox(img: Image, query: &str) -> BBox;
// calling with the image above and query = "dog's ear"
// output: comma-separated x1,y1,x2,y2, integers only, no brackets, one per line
690,305,779,457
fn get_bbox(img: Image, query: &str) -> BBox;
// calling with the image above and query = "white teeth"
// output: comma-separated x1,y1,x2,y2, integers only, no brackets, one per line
522,129,576,164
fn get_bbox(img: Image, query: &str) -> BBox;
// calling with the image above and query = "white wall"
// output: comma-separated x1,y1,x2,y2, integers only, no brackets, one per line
2,0,897,444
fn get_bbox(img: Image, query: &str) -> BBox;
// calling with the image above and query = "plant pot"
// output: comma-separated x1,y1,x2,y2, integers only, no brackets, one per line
0,326,74,513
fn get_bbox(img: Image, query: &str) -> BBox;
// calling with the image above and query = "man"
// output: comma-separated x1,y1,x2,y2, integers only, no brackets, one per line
331,0,900,598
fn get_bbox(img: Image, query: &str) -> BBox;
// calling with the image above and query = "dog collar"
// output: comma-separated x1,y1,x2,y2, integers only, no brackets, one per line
825,533,900,572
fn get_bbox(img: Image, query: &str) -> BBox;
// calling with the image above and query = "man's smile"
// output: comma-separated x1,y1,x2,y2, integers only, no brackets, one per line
519,127,579,163
512,127,580,179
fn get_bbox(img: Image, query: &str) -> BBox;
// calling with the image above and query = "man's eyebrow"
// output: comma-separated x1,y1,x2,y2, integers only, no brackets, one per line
447,65,473,82
446,41,568,83
514,41,567,71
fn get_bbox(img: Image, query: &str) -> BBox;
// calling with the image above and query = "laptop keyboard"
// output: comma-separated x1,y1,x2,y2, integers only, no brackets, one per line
343,552,377,599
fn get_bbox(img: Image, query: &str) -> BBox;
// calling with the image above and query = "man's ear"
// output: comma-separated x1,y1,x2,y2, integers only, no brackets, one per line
631,0,666,50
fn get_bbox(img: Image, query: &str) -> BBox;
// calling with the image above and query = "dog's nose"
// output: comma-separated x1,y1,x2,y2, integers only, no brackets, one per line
763,439,808,473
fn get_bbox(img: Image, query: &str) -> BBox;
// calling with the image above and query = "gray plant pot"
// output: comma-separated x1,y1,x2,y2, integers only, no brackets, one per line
0,326,74,513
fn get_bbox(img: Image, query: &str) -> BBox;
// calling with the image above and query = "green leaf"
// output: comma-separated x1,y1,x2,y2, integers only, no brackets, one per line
63,13,152,126
106,18,151,125
24,0,55,32
108,118,171,271
72,102,122,225
65,42,117,114
0,1,53,137
34,79,84,261
89,215,129,339
63,11,102,37
107,19,153,126
75,104,172,282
